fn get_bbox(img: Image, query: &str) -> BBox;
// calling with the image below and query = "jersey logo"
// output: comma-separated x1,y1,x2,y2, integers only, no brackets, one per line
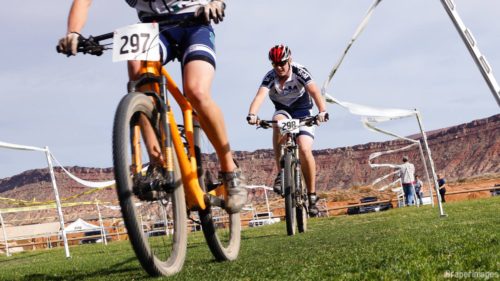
297,68,311,80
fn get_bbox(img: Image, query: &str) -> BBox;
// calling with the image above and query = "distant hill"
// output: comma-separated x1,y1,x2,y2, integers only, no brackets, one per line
1,114,498,223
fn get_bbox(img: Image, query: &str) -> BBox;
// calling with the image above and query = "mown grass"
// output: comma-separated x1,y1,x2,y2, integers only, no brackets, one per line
0,197,498,281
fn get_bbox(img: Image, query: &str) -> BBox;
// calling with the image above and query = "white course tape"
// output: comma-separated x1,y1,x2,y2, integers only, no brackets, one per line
363,120,419,143
378,178,402,191
245,185,273,191
0,140,46,152
50,152,115,189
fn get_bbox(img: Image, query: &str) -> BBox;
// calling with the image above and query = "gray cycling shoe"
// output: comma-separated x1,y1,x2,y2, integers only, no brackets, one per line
308,193,319,217
273,172,282,195
220,169,248,214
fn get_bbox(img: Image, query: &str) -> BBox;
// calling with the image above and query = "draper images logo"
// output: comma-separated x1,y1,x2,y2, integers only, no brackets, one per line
444,271,499,279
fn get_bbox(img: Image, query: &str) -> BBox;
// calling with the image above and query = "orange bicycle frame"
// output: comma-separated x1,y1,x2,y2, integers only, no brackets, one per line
134,61,225,210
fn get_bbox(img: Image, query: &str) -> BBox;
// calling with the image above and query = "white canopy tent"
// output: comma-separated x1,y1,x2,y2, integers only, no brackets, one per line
65,218,101,233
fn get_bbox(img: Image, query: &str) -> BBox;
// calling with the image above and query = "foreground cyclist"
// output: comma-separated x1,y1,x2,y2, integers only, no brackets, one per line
57,0,247,214
247,44,328,216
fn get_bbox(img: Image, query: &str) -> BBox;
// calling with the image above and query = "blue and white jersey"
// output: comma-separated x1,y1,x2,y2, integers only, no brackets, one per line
125,0,209,16
260,62,314,112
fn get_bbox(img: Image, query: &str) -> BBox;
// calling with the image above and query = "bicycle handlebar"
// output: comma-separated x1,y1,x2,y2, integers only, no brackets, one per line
257,116,318,129
56,13,205,56
56,33,110,56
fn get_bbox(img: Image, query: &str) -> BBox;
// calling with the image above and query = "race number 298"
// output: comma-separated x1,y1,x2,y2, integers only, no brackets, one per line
278,119,300,134
113,23,160,62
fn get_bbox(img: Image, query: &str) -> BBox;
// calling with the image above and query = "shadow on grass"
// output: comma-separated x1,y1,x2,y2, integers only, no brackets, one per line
0,251,48,264
241,233,281,240
20,256,147,281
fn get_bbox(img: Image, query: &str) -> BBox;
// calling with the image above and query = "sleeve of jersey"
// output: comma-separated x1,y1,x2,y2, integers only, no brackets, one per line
296,66,314,86
260,71,274,89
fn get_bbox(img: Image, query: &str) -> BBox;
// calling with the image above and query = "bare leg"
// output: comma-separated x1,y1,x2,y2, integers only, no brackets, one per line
297,135,315,194
272,114,287,170
182,60,235,172
183,60,247,213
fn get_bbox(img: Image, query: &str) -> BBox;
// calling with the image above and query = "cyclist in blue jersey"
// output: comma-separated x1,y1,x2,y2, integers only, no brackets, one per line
247,44,329,216
58,0,247,214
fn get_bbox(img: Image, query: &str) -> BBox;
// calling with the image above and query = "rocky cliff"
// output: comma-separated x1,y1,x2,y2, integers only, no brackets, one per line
0,114,498,222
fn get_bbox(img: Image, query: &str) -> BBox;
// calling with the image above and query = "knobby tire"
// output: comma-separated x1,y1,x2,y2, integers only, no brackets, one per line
113,93,187,276
283,152,296,236
194,123,241,261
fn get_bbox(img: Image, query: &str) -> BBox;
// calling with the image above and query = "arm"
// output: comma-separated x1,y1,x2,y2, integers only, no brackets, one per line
306,82,327,113
58,0,93,55
305,81,329,123
247,87,269,124
67,0,93,34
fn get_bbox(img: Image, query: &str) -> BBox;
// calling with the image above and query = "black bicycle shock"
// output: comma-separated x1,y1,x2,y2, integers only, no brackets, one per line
294,145,301,196
159,75,175,188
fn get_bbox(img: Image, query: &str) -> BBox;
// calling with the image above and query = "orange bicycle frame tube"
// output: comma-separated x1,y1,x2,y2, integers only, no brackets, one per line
138,61,207,210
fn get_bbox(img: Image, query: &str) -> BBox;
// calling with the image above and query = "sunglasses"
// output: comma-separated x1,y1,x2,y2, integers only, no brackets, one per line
272,61,288,67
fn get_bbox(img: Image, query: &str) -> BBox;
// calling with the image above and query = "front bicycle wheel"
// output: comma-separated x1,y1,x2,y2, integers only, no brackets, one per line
283,151,297,236
194,123,241,261
296,169,308,233
113,93,187,276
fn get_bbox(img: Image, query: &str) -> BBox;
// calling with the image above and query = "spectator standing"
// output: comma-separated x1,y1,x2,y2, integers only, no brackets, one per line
438,173,447,203
414,175,424,205
398,156,416,206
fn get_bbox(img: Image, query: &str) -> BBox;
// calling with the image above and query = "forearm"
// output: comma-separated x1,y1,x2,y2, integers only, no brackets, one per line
248,88,268,115
67,0,92,34
307,83,327,112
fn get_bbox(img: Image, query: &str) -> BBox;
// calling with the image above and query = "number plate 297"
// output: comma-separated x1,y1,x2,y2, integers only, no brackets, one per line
113,23,160,62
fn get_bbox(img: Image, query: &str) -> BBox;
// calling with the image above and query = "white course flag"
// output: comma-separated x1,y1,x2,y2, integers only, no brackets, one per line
324,94,416,120
321,96,419,193
322,0,383,92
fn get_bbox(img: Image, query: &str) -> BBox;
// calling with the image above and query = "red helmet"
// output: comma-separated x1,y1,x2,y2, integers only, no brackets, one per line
268,44,291,63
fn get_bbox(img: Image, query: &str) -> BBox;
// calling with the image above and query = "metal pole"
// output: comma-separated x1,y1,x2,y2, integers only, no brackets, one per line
45,147,71,257
95,201,107,245
440,0,500,106
264,187,271,220
0,211,10,257
414,113,446,217
417,142,434,207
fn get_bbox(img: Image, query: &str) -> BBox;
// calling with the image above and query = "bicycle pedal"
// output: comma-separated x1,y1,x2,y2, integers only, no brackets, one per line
206,181,222,192
204,194,225,209
139,190,168,201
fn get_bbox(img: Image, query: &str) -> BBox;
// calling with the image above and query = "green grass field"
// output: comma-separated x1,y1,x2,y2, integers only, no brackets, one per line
1,197,498,281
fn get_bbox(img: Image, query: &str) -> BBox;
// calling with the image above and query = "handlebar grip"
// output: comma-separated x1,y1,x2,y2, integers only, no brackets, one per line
56,45,72,57
258,120,272,129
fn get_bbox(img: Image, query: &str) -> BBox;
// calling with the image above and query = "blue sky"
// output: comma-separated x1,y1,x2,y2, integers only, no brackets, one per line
0,0,498,178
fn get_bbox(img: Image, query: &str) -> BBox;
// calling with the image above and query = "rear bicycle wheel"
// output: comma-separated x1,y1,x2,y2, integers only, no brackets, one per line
283,152,297,236
113,93,187,276
194,122,241,261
